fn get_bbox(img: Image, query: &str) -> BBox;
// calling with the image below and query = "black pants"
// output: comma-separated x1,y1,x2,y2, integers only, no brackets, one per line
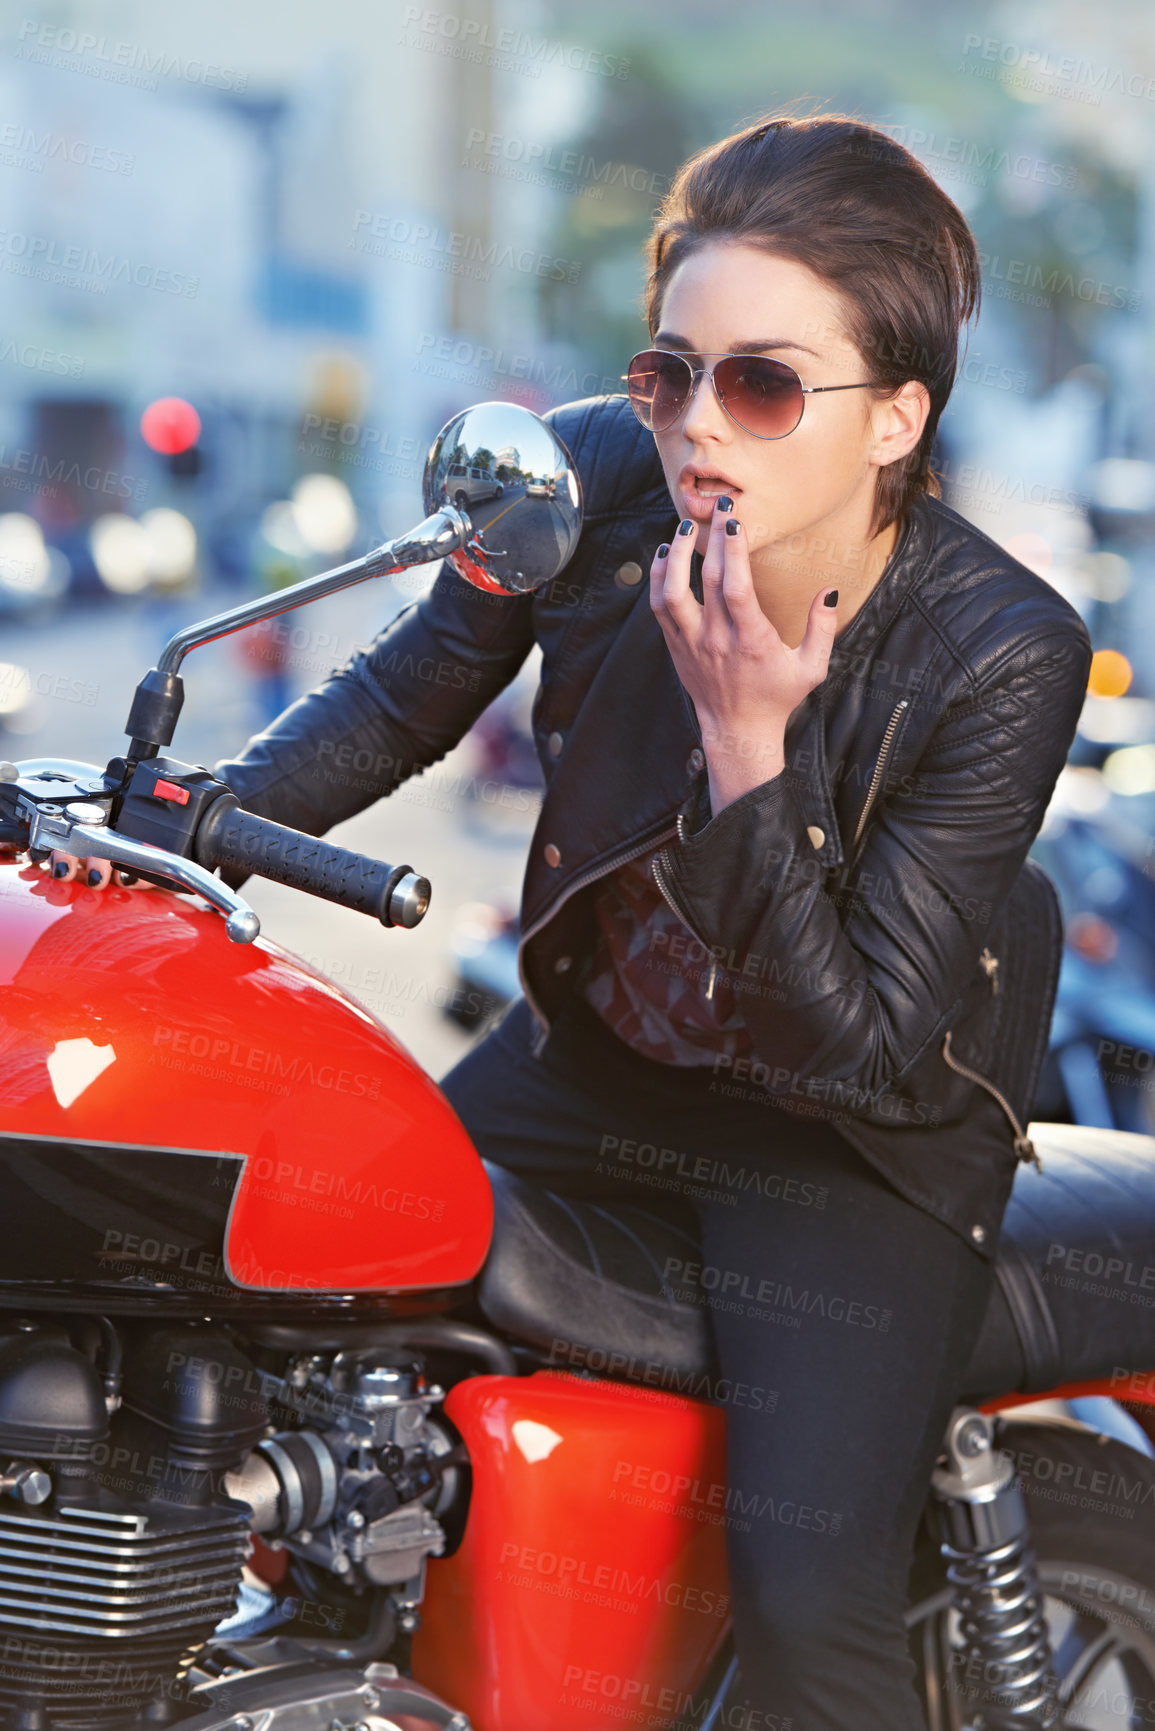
439,993,997,1731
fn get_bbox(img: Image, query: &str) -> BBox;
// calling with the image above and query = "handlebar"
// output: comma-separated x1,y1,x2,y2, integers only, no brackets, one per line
3,762,432,941
194,794,430,929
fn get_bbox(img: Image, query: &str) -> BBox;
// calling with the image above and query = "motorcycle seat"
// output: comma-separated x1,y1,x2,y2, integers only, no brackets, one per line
476,1123,1155,1403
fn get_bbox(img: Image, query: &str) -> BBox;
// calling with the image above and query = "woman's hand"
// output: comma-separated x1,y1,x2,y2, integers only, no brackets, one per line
46,851,157,889
649,497,840,815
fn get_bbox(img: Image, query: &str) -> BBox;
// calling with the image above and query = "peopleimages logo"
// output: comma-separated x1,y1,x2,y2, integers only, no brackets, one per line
497,1541,729,1616
959,33,1155,103
15,20,248,90
0,338,85,378
399,7,631,79
876,125,1078,189
414,332,619,398
462,129,669,195
977,250,1140,312
149,1024,381,1099
0,125,134,175
350,212,581,284
0,444,145,501
0,231,198,297
247,1156,447,1223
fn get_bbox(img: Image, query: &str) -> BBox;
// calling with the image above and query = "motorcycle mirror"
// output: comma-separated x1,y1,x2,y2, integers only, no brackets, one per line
422,401,583,597
120,404,584,761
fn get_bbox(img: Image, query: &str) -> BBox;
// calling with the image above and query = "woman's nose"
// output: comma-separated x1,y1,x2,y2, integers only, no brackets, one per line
680,364,733,443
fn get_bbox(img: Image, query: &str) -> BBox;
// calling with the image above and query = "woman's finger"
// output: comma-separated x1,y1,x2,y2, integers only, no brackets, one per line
48,850,82,881
698,494,731,594
48,851,114,888
698,496,738,639
795,584,841,687
649,541,673,641
717,516,767,638
651,518,701,640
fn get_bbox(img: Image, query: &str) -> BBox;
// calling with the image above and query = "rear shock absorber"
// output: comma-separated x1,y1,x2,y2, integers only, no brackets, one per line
930,1407,1060,1728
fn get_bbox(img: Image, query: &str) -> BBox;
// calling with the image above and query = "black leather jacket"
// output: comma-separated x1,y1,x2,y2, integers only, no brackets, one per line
216,393,1094,1262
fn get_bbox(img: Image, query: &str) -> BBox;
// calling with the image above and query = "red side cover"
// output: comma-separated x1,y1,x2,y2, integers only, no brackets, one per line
413,1371,731,1731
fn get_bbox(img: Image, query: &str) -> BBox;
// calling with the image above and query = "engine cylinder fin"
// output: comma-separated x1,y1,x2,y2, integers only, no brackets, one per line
0,1498,248,1729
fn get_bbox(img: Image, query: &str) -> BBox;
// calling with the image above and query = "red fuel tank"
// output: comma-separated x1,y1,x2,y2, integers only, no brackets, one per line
0,860,492,1311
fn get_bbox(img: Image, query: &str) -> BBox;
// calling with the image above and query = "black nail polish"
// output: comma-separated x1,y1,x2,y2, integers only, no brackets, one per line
725,518,740,537
656,543,669,558
677,519,695,537
824,588,839,607
87,868,102,886
716,495,734,513
52,861,68,879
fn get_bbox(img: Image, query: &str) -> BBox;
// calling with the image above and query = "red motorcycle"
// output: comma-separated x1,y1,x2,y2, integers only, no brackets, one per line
2,402,1155,1731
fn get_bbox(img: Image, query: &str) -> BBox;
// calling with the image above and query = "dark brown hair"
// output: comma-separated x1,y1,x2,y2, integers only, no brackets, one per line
642,113,981,538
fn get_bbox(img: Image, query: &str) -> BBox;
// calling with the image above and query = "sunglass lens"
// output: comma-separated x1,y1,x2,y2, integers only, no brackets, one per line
716,356,802,438
627,351,691,431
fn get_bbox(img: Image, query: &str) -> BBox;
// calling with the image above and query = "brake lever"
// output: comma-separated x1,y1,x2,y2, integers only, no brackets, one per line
28,801,261,945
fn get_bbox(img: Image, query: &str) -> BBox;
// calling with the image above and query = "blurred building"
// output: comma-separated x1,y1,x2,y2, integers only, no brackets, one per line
0,0,589,586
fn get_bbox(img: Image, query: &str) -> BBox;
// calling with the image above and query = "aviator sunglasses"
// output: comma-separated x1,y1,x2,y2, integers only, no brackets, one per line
623,348,879,440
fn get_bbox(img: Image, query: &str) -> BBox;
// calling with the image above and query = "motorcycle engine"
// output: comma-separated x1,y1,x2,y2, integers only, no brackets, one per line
0,1321,464,1730
225,1343,462,1593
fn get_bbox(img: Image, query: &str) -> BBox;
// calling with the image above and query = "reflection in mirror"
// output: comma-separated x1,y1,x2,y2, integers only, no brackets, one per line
423,401,583,595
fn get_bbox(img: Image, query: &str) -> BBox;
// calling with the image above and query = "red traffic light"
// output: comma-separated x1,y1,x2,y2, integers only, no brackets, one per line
141,397,201,456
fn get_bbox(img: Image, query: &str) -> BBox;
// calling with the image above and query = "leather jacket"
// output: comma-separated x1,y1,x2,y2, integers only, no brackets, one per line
216,392,1094,1262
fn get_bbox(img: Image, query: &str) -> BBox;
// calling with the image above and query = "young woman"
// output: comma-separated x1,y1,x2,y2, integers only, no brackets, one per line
424,118,1091,1728
57,114,1092,1727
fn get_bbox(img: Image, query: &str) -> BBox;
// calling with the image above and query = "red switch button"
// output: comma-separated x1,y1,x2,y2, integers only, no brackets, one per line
152,778,190,805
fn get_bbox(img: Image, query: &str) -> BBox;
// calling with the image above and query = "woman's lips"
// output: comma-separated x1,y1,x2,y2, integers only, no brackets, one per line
679,480,741,522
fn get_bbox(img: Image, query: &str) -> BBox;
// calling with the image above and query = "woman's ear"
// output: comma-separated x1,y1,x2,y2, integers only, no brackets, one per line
870,379,931,470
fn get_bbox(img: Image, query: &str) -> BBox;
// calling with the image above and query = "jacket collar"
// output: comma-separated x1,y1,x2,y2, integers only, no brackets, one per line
802,495,934,868
826,492,933,678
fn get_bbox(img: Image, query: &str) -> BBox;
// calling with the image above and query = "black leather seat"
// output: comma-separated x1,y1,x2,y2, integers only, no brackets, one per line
476,1124,1155,1404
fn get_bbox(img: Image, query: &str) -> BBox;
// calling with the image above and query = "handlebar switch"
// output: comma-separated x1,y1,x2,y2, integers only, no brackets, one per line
116,757,232,857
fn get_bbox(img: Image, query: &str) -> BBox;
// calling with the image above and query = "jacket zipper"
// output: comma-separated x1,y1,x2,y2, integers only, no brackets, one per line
847,699,1028,1162
851,697,909,863
940,1026,1040,1169
651,812,720,1000
519,818,680,1051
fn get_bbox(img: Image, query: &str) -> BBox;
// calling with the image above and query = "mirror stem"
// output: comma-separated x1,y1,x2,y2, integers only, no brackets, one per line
121,506,469,761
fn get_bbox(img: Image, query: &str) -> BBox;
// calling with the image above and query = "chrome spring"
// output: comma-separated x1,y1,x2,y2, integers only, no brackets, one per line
942,1532,1060,1728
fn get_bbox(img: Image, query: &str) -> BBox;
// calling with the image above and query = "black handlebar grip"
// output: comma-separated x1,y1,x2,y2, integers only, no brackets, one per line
194,793,430,928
